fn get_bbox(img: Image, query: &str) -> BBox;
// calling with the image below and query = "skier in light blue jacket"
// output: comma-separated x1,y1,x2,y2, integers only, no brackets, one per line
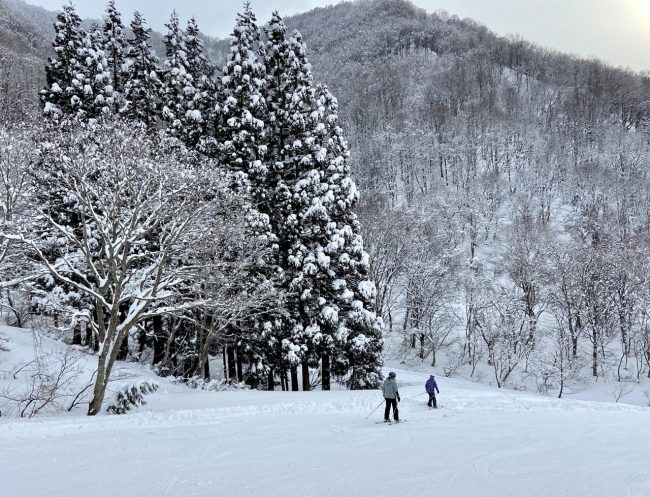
382,372,400,422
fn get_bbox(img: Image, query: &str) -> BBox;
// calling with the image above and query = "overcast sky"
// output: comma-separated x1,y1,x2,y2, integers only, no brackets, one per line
30,0,650,72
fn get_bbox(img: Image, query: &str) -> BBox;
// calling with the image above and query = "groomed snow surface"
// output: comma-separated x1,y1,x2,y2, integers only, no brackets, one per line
1,326,650,497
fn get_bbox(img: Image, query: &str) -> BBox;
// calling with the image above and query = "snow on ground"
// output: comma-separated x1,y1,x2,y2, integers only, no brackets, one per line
1,326,650,497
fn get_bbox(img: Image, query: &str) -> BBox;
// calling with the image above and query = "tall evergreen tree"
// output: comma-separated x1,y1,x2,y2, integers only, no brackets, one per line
217,2,267,183
215,3,295,388
264,14,321,388
160,11,192,137
121,11,161,126
264,16,384,389
311,83,384,389
41,4,85,118
179,17,214,146
80,22,112,118
102,0,127,110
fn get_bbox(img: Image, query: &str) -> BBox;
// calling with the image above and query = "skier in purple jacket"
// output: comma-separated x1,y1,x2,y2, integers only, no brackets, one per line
425,375,440,408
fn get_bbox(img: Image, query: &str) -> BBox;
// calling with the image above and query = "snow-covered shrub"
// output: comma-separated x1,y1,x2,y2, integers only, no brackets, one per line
2,289,33,329
0,346,86,418
443,346,467,378
106,381,159,414
0,333,9,353
178,376,247,392
612,382,635,403
473,370,485,383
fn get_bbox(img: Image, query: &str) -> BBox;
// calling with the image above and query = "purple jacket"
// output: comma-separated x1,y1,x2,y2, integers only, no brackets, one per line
425,376,439,394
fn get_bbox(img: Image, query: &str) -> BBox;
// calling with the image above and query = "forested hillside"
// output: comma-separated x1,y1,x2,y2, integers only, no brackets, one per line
0,0,224,121
0,0,52,120
288,0,650,389
1,0,650,405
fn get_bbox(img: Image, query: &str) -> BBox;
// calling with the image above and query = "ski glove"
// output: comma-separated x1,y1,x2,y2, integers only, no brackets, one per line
397,395,401,402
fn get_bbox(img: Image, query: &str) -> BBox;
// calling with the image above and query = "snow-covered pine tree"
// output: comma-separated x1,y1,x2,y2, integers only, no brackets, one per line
179,17,214,146
102,0,127,111
215,3,292,389
264,14,319,389
160,11,192,137
262,13,383,391
266,33,384,389
217,2,267,184
311,83,384,389
121,11,162,126
40,4,86,118
80,23,112,118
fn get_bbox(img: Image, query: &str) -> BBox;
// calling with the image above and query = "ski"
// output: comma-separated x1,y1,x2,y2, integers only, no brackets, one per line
374,420,407,424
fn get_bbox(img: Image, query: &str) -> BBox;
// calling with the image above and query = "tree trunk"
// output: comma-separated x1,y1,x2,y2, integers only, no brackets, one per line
88,324,123,415
5,290,22,328
203,354,210,380
236,350,243,382
72,322,82,346
84,321,93,348
592,329,598,377
322,354,331,390
88,354,107,415
572,314,581,358
301,363,310,391
227,345,237,380
267,369,275,391
222,349,227,379
116,332,128,361
291,366,299,391
152,315,165,365
116,305,128,361
571,332,578,358
138,323,146,358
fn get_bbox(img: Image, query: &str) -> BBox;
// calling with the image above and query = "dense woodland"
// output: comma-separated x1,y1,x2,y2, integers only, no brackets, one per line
1,0,384,415
287,1,650,392
1,0,650,416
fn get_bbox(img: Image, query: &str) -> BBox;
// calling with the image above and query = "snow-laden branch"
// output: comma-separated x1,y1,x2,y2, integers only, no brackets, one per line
19,119,261,415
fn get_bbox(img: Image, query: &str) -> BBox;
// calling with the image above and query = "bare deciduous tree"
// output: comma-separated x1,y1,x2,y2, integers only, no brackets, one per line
8,119,257,415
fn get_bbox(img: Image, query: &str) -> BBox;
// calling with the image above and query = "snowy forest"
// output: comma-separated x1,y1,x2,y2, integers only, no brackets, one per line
1,0,650,419
1,0,384,416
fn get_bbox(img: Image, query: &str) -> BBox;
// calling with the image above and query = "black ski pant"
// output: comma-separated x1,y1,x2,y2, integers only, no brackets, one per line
427,393,437,408
384,398,399,421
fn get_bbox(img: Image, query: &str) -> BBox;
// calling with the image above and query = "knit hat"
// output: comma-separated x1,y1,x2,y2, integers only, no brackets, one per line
388,372,396,378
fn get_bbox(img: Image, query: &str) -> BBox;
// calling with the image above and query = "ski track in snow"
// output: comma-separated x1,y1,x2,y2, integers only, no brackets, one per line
1,380,649,497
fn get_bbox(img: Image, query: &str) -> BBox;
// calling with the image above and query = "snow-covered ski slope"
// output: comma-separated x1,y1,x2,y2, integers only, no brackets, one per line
1,327,649,497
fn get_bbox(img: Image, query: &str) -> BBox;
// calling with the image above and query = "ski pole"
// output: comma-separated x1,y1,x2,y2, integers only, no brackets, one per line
365,399,385,419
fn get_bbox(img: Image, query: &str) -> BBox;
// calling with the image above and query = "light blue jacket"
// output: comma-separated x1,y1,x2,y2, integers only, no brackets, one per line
382,378,399,399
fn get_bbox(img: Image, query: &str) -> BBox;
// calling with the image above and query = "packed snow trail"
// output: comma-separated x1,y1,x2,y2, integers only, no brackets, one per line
1,368,649,497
